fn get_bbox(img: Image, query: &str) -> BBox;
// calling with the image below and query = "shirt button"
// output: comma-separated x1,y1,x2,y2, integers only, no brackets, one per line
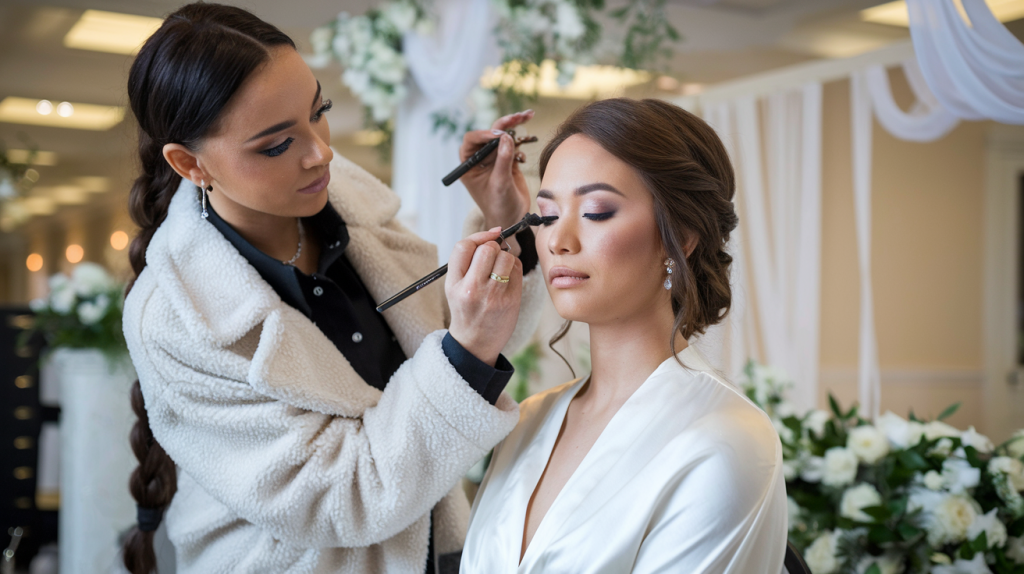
313,286,324,296
352,332,363,343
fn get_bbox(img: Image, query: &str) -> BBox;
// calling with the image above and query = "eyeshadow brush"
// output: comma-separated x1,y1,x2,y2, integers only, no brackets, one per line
376,213,557,313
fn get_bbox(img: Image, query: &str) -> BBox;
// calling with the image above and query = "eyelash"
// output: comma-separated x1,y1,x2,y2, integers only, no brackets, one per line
258,100,333,157
583,211,615,221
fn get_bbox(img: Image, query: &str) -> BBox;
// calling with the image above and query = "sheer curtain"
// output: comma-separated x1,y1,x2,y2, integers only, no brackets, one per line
392,0,500,262
700,84,823,413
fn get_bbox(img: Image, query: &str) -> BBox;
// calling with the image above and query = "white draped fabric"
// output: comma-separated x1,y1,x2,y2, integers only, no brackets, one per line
865,59,960,142
393,0,500,262
699,84,823,413
906,0,1024,125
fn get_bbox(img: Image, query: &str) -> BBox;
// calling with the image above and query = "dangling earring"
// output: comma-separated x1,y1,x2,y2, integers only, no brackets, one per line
664,258,675,290
200,179,210,219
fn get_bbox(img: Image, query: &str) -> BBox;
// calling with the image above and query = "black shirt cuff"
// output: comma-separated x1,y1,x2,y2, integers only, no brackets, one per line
516,227,539,275
441,332,514,405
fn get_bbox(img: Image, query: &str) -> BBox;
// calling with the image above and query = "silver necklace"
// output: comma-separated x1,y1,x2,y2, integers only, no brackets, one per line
283,219,304,266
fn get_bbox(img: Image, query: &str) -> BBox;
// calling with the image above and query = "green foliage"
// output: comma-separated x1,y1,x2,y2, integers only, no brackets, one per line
510,342,542,403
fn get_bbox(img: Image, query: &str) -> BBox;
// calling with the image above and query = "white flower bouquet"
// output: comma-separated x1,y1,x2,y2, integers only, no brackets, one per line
22,262,127,357
739,362,1024,574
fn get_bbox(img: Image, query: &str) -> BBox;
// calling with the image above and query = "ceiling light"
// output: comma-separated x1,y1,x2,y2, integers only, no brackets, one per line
36,100,53,115
66,245,84,264
0,97,125,130
26,254,44,272
5,150,58,166
56,102,74,117
73,176,111,192
481,61,651,100
20,197,56,216
36,185,90,205
110,231,129,251
862,0,1024,27
64,10,163,55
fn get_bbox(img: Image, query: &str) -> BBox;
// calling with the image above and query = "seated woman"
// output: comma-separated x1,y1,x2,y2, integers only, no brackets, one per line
460,98,788,573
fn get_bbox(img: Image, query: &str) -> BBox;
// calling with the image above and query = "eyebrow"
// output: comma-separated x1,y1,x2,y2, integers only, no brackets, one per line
537,182,626,199
245,81,323,143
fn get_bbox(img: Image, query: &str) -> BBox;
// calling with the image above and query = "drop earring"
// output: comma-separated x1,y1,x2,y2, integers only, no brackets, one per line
200,179,210,219
664,258,675,290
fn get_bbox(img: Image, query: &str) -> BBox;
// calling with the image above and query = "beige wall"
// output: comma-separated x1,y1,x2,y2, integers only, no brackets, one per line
818,72,990,434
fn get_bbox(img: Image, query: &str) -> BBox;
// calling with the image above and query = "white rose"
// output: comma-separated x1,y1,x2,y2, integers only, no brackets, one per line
855,554,904,574
366,40,406,84
787,496,803,531
71,262,112,297
848,425,890,464
927,494,978,546
924,420,961,441
1007,536,1024,564
804,531,839,574
989,456,1024,491
930,553,993,574
342,68,372,96
773,417,795,444
924,470,945,490
347,16,374,48
555,1,585,40
48,272,69,293
801,455,824,483
516,8,552,36
822,447,859,487
1007,430,1024,459
930,437,955,457
50,285,76,314
383,1,417,32
806,410,831,437
310,26,333,55
29,298,48,312
942,458,981,494
783,459,799,481
966,508,1007,549
961,427,994,454
840,483,883,522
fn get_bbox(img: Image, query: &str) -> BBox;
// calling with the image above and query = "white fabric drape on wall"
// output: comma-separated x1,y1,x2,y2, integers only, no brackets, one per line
850,71,882,421
906,0,1024,125
392,0,500,262
699,84,823,413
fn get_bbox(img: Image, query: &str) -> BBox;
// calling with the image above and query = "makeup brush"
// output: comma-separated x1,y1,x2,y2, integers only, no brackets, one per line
376,213,557,313
441,130,538,187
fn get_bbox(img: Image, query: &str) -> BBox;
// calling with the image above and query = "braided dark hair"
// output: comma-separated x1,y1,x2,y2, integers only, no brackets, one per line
122,4,293,572
538,98,738,362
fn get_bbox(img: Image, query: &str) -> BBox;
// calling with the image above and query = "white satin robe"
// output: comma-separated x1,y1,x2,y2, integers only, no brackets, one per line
461,346,788,573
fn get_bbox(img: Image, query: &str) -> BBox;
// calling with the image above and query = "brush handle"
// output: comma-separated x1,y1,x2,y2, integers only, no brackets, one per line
442,137,500,186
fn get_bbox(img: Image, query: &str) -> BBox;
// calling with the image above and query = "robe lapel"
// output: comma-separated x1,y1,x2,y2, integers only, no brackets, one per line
519,360,685,570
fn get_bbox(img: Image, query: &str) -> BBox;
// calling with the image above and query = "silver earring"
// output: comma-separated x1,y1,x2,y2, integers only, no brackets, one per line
200,180,209,219
664,258,675,290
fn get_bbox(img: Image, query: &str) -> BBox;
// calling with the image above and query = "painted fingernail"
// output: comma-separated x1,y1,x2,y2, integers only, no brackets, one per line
492,130,504,135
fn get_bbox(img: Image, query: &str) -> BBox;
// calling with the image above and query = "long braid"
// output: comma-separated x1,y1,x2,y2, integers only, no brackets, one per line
121,129,181,573
118,4,294,571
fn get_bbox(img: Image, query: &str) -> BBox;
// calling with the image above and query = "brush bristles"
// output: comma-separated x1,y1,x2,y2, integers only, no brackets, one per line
524,213,557,226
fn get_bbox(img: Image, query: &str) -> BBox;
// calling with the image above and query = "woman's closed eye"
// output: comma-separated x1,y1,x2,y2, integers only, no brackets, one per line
582,211,616,221
260,137,294,157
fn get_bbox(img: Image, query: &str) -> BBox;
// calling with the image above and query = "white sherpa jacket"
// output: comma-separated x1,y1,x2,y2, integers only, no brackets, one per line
122,153,545,574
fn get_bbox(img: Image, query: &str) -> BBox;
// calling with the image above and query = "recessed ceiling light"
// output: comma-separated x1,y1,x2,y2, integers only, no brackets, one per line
5,150,58,166
0,97,125,130
481,61,651,100
64,10,163,55
862,0,1024,27
56,102,74,118
73,176,111,192
36,100,53,115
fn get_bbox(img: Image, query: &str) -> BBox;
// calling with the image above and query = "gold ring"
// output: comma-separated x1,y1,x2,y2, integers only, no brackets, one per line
489,273,510,283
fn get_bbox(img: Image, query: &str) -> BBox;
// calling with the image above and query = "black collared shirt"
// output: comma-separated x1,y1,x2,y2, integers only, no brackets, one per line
206,202,517,403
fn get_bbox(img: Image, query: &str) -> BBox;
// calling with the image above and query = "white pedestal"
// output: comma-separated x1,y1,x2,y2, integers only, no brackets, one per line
54,349,137,574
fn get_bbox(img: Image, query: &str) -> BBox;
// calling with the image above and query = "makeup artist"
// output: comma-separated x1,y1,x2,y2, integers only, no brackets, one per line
118,4,542,574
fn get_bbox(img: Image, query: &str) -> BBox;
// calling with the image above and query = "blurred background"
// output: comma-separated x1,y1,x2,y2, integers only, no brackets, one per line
1,0,1023,571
